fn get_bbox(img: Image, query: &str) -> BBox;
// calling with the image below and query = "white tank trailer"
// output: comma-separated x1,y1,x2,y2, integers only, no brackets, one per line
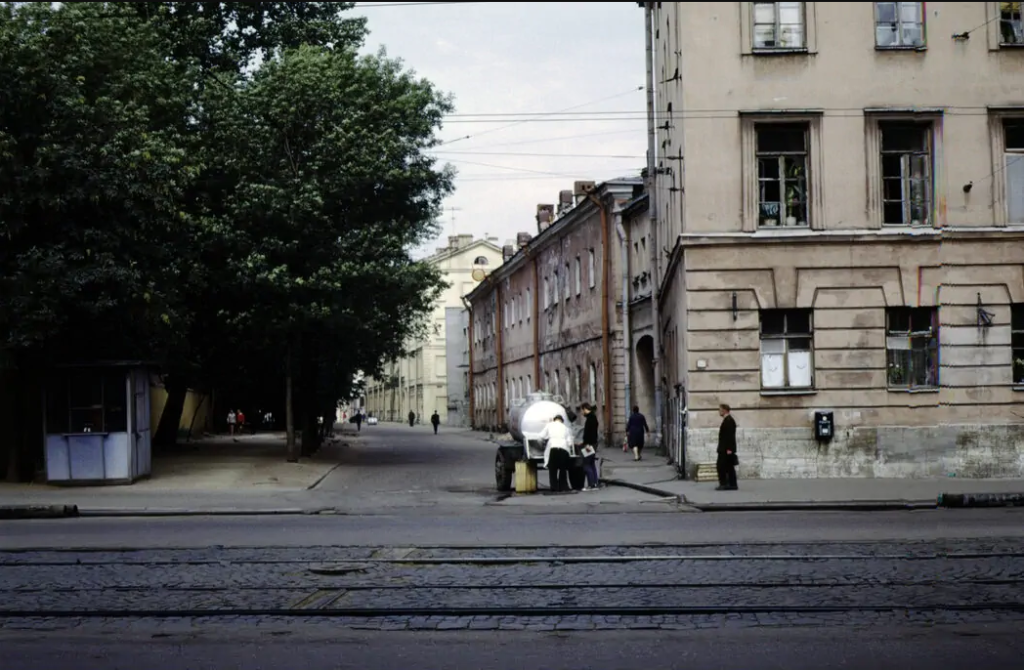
495,392,586,492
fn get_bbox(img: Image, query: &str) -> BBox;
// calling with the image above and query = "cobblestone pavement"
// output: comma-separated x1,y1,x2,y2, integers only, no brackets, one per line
1,539,1022,632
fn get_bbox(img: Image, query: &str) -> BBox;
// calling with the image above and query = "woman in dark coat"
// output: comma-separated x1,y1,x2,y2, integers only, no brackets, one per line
625,405,650,461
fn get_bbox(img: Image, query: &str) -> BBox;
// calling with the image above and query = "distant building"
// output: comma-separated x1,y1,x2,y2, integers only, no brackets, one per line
444,307,471,427
466,179,644,446
364,235,503,424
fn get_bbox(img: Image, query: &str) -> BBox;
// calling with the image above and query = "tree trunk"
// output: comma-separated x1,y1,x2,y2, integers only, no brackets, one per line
153,377,188,449
285,343,299,462
300,333,320,457
185,392,209,442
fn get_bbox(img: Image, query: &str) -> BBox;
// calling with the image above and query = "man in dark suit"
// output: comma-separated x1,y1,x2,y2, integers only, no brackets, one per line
716,403,738,491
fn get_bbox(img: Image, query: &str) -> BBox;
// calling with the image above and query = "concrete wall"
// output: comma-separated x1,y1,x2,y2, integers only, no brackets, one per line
653,2,1024,478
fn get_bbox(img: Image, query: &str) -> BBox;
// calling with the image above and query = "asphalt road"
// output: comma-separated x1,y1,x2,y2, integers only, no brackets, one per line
4,626,1024,670
4,423,1024,668
2,507,1022,549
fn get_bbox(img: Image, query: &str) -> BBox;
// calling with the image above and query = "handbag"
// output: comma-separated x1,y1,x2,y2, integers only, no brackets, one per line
581,445,596,458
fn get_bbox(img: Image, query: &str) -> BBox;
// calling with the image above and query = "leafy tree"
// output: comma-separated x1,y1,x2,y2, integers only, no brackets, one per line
0,2,198,367
201,44,452,458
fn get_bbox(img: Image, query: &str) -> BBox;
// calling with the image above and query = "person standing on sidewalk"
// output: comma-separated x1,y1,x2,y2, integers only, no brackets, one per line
408,410,416,427
626,406,650,461
430,410,440,434
236,409,246,437
539,415,572,493
716,403,739,491
227,409,237,437
580,403,600,490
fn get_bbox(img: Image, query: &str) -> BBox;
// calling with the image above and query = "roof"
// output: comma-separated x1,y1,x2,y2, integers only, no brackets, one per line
621,193,650,219
425,237,503,265
464,177,643,305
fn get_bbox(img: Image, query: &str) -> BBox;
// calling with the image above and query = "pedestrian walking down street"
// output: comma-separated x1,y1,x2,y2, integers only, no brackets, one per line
580,403,600,490
236,409,246,437
539,414,573,493
626,405,650,461
227,409,237,437
430,410,440,434
354,412,363,431
408,410,416,427
716,403,739,491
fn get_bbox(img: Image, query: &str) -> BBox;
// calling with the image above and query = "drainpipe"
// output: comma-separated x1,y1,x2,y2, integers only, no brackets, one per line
532,256,541,388
588,191,614,448
495,283,505,431
645,1,665,447
461,296,475,429
615,215,632,431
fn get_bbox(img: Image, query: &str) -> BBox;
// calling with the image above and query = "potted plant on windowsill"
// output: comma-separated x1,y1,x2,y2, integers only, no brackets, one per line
760,202,780,227
784,162,806,227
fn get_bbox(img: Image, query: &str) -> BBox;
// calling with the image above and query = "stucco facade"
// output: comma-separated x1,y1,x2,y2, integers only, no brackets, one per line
466,179,644,446
651,2,1024,478
363,235,503,424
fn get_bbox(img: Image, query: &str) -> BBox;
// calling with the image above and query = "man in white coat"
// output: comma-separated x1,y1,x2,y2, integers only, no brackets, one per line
539,415,572,493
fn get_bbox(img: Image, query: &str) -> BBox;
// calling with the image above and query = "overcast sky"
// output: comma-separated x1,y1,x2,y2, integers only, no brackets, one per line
351,1,648,258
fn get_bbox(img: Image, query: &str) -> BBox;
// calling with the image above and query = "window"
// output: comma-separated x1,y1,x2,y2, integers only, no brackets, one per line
554,270,560,306
880,122,932,226
564,263,571,301
588,363,598,403
543,278,550,309
759,309,813,389
46,373,128,434
526,375,532,394
544,372,550,393
588,250,596,288
1014,305,1024,385
752,2,806,49
874,2,925,48
473,256,489,266
574,257,582,295
886,307,938,389
554,370,560,397
503,302,509,329
574,366,582,400
756,124,809,227
526,288,532,321
564,368,571,400
1002,2,1023,45
1005,119,1024,224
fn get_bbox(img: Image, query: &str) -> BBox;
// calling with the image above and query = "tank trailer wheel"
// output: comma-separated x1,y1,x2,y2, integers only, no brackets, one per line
495,449,514,492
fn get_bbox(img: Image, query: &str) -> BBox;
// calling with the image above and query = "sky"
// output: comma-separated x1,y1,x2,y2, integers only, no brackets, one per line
349,1,649,259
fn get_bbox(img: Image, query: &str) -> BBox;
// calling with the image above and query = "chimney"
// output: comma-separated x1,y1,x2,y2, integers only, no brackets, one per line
536,204,554,233
458,234,473,246
557,189,573,215
448,235,461,249
502,244,515,262
516,231,533,249
573,180,597,205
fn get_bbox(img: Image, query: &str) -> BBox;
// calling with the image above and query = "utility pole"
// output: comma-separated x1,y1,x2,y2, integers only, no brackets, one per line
645,2,665,447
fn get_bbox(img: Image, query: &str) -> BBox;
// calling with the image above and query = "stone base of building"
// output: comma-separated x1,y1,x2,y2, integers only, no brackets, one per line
684,424,1024,479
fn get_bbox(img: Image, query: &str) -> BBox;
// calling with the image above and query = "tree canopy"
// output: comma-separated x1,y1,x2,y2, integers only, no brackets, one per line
0,1,454,466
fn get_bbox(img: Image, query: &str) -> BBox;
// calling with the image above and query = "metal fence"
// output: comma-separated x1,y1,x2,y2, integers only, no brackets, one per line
664,395,687,478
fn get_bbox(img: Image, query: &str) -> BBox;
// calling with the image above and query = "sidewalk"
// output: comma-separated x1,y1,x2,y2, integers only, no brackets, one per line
0,430,356,517
598,448,1024,511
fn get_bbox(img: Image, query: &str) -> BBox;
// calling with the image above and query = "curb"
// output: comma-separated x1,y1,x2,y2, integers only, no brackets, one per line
938,492,1024,508
692,501,937,512
75,507,331,518
0,505,79,520
601,478,684,503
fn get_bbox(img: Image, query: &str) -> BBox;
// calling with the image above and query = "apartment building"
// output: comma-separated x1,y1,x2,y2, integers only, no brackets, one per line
363,234,503,424
649,2,1024,478
466,179,644,446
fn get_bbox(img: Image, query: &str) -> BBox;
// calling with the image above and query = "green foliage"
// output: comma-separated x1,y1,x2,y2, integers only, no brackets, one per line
0,2,198,360
0,1,454,419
